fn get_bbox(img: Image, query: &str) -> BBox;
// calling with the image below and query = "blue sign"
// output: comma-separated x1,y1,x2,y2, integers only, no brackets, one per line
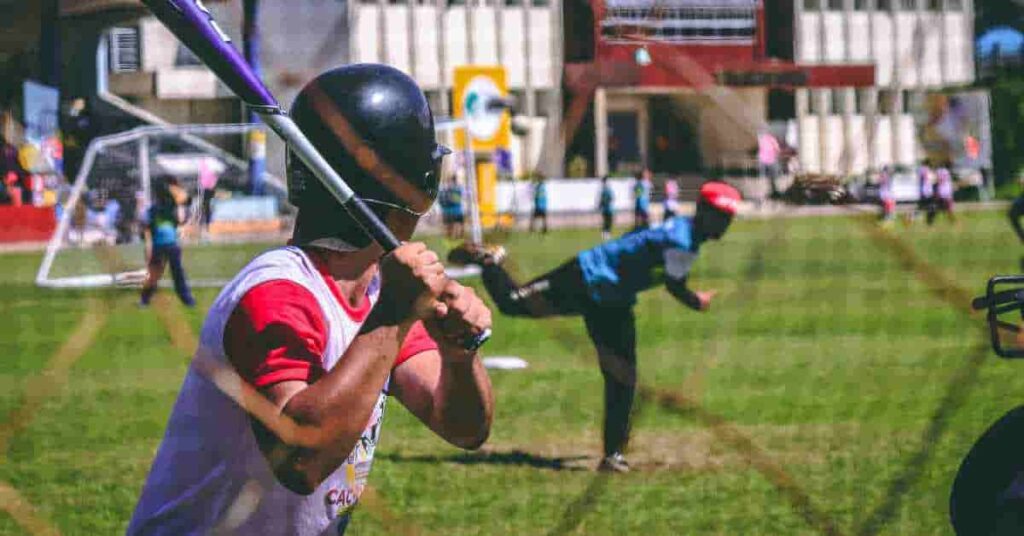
23,81,60,143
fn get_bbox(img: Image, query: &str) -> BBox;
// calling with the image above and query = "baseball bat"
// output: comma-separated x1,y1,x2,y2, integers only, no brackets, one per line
141,0,490,349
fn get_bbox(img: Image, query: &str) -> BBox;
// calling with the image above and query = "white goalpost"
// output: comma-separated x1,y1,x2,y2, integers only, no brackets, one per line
36,123,272,289
36,120,480,289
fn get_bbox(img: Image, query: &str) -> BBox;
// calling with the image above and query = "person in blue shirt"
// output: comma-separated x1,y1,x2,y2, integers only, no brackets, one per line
438,176,466,240
140,176,195,307
598,176,615,240
633,169,653,230
449,181,741,472
529,175,549,234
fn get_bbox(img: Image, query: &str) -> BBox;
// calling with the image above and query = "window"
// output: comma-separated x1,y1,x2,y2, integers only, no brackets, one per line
828,0,844,9
902,90,924,114
876,0,891,10
854,0,871,10
108,27,140,73
807,90,820,115
831,89,846,115
804,0,821,10
768,90,796,121
927,0,942,10
947,0,963,9
855,88,870,114
878,90,896,114
899,0,916,10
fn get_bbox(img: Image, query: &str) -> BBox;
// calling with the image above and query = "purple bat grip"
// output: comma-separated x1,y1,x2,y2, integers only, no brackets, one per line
141,0,278,109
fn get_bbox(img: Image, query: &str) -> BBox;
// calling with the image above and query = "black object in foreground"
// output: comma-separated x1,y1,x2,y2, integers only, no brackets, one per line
950,406,1024,536
973,275,1024,359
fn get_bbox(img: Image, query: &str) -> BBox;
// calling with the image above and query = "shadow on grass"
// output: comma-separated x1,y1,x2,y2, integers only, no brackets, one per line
379,450,591,472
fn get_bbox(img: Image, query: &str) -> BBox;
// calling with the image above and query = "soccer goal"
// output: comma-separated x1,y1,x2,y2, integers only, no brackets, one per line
36,120,481,289
35,123,282,289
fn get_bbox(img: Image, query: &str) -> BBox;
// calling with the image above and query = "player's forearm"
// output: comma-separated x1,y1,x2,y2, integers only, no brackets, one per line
274,321,410,491
666,278,701,310
432,355,493,449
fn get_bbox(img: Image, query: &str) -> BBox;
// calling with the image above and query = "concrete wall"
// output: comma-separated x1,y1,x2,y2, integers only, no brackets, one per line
798,4,973,87
793,1,975,174
350,3,558,92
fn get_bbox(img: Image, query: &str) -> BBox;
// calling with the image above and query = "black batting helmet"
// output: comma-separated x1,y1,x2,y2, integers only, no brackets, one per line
288,64,447,248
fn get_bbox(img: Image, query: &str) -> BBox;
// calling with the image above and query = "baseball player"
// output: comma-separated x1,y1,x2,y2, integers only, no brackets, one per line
449,181,741,472
128,65,494,535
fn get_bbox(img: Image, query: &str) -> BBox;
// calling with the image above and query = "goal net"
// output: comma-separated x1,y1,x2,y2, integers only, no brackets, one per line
36,121,479,289
36,123,286,289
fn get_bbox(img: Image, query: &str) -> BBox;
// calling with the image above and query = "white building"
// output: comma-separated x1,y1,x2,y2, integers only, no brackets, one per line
795,0,976,174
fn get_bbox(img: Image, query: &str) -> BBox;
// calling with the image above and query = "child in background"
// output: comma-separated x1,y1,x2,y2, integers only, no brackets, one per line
930,164,957,226
140,176,195,307
599,176,615,241
530,175,549,234
663,179,680,222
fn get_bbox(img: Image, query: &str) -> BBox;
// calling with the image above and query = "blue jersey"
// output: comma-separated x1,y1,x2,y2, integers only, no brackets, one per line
577,216,703,305
599,185,614,214
146,205,179,247
533,182,548,212
634,180,651,212
439,185,464,217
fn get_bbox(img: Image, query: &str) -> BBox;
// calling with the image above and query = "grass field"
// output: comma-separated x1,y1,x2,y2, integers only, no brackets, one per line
1,209,1022,535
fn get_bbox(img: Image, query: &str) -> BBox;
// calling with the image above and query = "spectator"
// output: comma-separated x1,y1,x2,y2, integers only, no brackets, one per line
140,176,195,307
633,169,652,230
916,162,936,223
878,166,896,223
438,175,465,240
930,163,957,226
758,131,782,198
198,157,219,232
663,178,680,222
599,176,615,241
530,175,549,234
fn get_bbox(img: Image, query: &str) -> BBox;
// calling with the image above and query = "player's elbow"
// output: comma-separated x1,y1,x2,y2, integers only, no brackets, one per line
448,426,490,450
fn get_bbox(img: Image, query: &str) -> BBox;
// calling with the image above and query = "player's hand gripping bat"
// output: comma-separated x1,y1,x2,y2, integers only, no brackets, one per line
142,0,490,350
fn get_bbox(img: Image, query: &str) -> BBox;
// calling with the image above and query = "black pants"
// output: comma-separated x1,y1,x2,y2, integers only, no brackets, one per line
481,260,637,456
601,211,614,234
1010,197,1024,244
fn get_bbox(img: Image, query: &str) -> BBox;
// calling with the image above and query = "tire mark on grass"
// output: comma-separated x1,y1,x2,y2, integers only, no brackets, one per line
0,297,110,536
546,219,847,535
0,481,62,536
0,297,108,461
852,218,989,536
642,387,845,536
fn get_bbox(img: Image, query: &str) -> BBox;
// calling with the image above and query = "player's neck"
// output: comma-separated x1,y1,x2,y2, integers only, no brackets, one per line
311,246,382,308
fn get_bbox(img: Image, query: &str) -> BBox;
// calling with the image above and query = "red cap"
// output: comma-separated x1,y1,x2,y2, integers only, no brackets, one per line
699,182,742,215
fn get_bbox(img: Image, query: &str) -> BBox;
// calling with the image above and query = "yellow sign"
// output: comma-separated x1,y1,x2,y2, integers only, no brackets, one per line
453,66,510,152
476,160,499,227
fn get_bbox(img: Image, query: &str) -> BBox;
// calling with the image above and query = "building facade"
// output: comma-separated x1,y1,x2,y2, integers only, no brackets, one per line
795,0,975,175
59,0,564,179
565,0,977,180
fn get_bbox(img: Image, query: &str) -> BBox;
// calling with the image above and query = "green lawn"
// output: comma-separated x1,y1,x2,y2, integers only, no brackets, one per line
1,210,1021,535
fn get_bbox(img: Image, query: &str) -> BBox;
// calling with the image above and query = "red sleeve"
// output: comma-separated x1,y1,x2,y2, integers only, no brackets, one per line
394,321,439,368
224,280,328,389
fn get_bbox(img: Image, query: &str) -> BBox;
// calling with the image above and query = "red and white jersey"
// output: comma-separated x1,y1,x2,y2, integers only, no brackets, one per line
128,246,425,535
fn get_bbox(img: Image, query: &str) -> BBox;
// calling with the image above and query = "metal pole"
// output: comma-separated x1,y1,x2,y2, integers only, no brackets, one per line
243,0,266,195
139,135,152,208
40,0,61,91
464,137,483,244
